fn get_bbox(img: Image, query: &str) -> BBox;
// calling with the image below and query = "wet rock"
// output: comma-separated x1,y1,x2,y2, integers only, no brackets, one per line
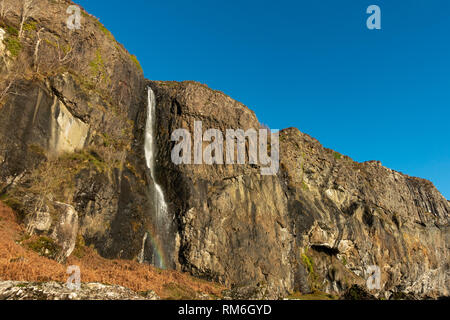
149,81,295,299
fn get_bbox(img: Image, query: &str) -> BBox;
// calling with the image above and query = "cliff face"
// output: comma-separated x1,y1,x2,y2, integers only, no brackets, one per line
0,1,448,299
279,128,449,297
0,0,151,261
148,81,294,298
148,81,449,298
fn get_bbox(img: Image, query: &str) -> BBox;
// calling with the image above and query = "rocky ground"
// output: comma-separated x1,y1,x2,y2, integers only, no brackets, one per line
0,0,448,300
0,202,225,300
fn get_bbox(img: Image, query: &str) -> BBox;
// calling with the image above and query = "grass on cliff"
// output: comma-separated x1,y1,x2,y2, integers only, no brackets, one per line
89,49,111,86
129,54,143,73
93,18,115,42
333,152,342,160
301,250,323,292
3,36,22,57
24,236,60,260
2,149,120,223
0,202,225,299
287,291,337,300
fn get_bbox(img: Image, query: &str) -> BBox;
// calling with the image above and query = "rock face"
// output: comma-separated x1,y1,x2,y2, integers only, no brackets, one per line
0,0,151,263
0,1,448,299
279,128,449,298
148,81,294,298
26,201,79,261
148,82,449,299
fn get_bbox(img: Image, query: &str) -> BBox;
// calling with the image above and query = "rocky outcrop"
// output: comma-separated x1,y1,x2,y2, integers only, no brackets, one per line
147,81,449,299
0,281,159,300
0,1,448,300
26,201,79,261
279,128,449,298
0,0,151,262
148,81,294,298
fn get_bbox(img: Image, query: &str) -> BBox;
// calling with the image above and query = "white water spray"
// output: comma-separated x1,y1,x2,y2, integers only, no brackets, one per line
142,87,170,268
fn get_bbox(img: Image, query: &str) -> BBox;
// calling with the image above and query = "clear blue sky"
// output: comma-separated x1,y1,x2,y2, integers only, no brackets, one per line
75,0,450,199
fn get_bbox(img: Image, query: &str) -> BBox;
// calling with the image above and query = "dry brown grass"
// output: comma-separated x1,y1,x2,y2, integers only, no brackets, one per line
0,201,225,299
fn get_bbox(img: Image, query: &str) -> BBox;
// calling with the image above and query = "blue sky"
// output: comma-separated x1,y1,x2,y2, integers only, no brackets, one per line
75,0,450,199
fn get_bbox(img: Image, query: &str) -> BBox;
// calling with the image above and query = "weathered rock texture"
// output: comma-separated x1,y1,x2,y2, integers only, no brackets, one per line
279,128,449,298
148,81,449,299
0,281,159,300
0,0,448,299
0,0,152,262
149,81,293,298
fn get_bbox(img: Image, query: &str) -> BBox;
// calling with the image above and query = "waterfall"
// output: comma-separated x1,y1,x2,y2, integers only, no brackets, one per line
143,87,170,269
